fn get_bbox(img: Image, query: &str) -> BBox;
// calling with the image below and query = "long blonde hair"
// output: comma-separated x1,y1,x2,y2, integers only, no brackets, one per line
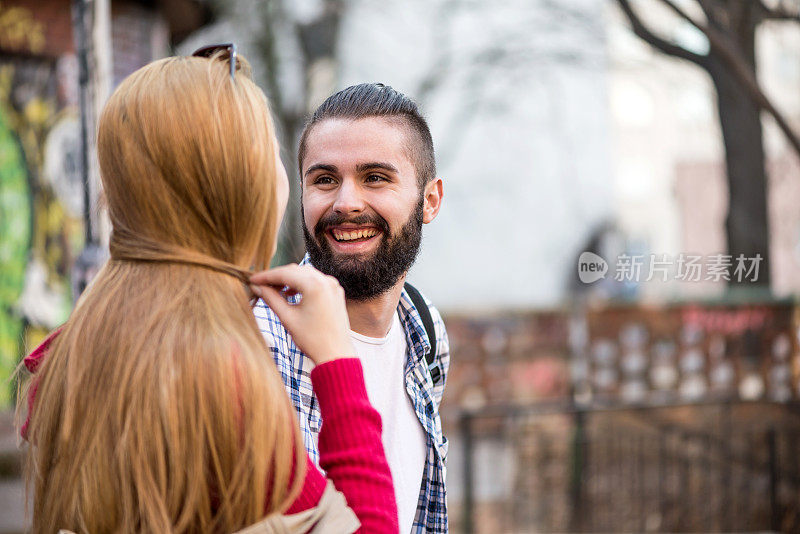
22,53,305,532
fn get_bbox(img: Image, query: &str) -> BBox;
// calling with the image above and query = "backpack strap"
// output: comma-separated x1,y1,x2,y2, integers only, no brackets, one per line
403,282,441,385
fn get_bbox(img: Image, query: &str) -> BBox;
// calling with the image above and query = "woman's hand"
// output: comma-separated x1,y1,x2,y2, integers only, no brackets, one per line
249,264,354,365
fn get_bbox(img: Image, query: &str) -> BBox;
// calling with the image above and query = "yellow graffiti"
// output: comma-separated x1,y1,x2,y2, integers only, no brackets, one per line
0,63,11,99
24,98,53,126
1,62,78,286
0,3,46,54
0,65,57,183
1,62,78,283
0,41,81,407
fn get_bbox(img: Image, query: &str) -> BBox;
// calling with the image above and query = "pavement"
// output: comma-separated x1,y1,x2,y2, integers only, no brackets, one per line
0,410,26,534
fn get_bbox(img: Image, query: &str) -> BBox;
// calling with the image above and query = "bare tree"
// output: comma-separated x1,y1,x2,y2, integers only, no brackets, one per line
615,0,800,290
252,0,344,264
413,0,603,169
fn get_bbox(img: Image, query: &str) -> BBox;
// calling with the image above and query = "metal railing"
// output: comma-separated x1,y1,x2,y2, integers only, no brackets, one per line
460,399,800,533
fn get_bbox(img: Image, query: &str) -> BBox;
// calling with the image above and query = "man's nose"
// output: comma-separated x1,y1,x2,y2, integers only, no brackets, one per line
332,179,365,214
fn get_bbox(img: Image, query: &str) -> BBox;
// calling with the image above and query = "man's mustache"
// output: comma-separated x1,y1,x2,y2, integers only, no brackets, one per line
314,212,391,238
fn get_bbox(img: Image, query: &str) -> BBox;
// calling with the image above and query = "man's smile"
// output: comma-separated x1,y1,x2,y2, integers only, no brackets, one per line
330,225,381,242
326,225,383,253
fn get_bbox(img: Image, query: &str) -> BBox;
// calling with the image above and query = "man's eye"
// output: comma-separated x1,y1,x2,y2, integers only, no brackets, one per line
366,174,387,183
315,176,335,185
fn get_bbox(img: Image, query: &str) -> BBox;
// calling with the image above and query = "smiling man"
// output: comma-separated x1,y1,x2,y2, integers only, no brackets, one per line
253,83,450,533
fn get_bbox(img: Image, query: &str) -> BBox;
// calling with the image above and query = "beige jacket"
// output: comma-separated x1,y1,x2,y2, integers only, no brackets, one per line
58,481,360,534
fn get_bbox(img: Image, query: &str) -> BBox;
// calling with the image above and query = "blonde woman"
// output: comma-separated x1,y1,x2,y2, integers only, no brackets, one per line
19,45,398,533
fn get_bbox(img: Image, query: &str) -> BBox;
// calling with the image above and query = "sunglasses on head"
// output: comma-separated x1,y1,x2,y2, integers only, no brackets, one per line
191,43,238,80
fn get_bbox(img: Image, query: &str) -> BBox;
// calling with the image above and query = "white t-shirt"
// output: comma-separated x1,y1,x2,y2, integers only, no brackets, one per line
350,313,427,534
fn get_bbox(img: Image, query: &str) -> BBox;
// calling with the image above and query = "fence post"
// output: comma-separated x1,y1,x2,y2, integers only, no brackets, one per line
461,412,475,534
768,426,780,532
721,402,732,531
658,430,667,529
570,408,586,532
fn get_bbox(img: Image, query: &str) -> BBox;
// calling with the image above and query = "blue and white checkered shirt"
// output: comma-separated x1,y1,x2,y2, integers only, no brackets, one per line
253,257,450,533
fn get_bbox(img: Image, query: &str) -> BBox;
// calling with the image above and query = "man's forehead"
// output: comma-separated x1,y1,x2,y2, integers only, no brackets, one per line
302,116,416,171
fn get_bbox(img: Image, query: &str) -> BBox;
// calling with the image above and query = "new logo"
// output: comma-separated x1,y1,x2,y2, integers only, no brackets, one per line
578,252,608,284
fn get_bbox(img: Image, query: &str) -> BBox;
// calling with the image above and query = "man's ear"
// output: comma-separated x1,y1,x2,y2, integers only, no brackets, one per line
422,177,443,224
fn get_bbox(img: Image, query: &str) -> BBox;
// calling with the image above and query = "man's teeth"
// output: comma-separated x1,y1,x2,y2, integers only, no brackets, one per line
332,228,379,242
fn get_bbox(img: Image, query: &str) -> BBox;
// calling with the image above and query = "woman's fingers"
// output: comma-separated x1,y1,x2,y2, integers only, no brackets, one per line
249,264,295,284
251,264,339,301
249,264,353,364
250,264,314,292
257,284,295,320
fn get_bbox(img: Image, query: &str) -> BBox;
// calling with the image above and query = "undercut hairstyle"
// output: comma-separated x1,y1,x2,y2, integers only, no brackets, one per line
298,83,436,187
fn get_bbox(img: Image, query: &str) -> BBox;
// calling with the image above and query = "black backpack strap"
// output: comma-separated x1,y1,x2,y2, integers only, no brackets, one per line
403,282,441,385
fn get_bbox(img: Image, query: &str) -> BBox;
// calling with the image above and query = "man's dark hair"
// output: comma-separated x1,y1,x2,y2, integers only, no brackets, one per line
298,83,436,187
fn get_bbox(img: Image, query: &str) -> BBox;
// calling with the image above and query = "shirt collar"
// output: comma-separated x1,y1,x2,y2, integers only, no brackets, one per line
397,286,432,362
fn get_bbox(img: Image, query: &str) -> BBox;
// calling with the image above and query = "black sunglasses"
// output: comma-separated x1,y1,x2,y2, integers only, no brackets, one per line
191,43,238,80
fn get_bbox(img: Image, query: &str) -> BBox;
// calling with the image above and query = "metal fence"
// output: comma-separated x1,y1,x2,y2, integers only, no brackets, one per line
460,399,800,533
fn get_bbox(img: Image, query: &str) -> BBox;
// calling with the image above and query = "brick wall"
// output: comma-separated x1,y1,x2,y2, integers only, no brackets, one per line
111,1,162,86
0,0,73,57
440,310,572,427
441,300,800,423
573,301,799,404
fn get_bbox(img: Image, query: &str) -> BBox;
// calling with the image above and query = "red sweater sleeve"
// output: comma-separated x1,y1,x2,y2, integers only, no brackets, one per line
20,328,61,440
287,358,398,533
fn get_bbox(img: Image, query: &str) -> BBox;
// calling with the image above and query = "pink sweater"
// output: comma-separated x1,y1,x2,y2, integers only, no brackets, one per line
22,332,398,533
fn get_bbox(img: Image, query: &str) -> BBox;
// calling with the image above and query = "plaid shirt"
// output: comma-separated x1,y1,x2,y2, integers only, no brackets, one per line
253,258,450,533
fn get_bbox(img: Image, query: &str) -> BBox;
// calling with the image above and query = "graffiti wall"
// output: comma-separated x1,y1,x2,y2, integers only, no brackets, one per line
0,0,175,408
0,0,84,407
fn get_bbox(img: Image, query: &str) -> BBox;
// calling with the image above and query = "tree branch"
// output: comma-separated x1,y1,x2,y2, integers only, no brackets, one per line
656,0,706,30
756,0,800,22
662,1,800,157
414,0,462,105
696,0,718,23
615,0,708,67
619,0,800,157
709,38,800,157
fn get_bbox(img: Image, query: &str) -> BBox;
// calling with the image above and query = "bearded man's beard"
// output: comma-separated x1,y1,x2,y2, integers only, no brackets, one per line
302,198,424,301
